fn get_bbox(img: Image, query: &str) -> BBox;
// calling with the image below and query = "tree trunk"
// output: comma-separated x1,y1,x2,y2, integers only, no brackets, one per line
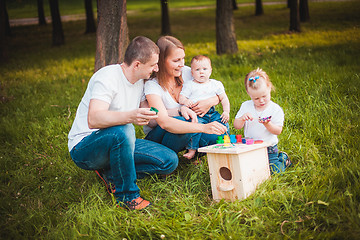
299,0,310,22
232,0,238,10
255,0,264,16
1,0,10,37
160,0,171,35
216,0,238,55
0,0,8,61
84,0,96,33
95,0,129,72
289,0,301,32
37,0,47,25
49,0,65,46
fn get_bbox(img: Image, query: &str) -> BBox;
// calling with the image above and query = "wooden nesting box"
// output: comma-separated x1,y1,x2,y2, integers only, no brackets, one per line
198,142,271,202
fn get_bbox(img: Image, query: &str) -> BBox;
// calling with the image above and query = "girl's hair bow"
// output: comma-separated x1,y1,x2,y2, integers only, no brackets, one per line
249,76,259,83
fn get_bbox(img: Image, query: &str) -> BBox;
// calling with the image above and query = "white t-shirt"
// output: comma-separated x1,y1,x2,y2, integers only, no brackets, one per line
180,79,225,103
235,100,284,146
68,64,144,151
142,66,192,134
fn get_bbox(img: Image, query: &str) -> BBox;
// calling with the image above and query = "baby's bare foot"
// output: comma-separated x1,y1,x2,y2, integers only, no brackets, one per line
183,150,196,159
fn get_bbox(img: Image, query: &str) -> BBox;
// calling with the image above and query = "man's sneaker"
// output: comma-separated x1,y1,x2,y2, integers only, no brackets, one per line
95,170,116,195
119,197,152,210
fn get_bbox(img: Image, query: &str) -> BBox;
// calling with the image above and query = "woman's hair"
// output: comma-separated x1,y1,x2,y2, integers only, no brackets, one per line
244,68,274,91
155,36,184,89
124,36,159,65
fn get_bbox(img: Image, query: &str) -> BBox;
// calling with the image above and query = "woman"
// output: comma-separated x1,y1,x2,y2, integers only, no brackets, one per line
144,36,227,156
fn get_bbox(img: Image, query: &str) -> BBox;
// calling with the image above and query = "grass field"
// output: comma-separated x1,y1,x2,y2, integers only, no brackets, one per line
1,0,360,239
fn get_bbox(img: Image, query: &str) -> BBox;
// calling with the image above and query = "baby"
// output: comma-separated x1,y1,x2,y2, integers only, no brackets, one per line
234,68,291,174
179,55,230,159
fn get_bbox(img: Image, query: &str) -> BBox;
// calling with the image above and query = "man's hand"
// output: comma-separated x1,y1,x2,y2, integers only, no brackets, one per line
131,108,158,126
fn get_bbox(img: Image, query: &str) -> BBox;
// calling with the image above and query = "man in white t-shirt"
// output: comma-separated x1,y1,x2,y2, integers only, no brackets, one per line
68,36,178,210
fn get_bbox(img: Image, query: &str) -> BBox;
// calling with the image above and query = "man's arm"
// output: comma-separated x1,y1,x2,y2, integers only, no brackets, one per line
87,99,158,129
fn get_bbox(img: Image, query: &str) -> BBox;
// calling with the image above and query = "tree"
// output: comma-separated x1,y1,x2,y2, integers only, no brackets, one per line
289,0,301,32
299,0,310,22
216,0,238,55
255,0,264,16
95,0,129,72
0,0,10,37
160,0,171,35
84,0,96,33
0,0,8,61
37,0,47,25
49,0,65,46
232,0,238,10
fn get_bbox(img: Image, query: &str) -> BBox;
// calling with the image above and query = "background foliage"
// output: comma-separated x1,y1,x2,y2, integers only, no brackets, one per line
1,0,360,239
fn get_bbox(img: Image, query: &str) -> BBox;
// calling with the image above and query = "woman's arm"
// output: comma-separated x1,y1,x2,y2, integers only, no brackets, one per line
146,94,226,135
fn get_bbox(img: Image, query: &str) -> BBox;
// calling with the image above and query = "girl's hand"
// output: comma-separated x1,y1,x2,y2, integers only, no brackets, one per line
221,112,229,123
241,113,253,122
180,106,198,123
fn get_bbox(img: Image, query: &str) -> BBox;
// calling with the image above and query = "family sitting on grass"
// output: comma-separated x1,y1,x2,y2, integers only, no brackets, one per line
67,35,291,211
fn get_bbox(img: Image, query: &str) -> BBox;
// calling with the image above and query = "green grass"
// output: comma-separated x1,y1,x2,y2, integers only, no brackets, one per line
1,1,360,239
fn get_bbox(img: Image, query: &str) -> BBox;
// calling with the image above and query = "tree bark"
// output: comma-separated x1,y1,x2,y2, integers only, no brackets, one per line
255,0,264,16
299,0,310,22
95,0,129,72
84,0,96,33
216,0,238,55
232,0,238,10
0,0,8,61
49,0,65,46
160,0,171,35
37,0,47,25
289,0,301,32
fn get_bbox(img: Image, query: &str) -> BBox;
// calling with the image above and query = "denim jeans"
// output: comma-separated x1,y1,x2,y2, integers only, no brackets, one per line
267,144,288,174
186,107,229,150
145,115,222,153
70,124,178,202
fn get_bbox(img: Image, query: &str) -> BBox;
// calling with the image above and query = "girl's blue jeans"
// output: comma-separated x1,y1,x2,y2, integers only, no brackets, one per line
267,144,288,174
70,124,178,202
145,116,221,153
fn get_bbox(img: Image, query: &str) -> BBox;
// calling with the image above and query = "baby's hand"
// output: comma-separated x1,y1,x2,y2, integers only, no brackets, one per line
221,112,229,123
241,113,253,121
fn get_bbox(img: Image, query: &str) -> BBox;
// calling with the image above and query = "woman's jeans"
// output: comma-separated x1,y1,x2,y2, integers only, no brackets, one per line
186,107,229,150
267,144,288,174
145,115,223,153
70,124,178,202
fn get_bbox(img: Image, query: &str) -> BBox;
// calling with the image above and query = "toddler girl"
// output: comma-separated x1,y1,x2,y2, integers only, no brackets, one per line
234,68,291,174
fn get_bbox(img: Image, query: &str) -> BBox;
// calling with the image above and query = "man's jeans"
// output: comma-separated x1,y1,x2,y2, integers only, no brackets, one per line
70,124,178,202
145,116,221,153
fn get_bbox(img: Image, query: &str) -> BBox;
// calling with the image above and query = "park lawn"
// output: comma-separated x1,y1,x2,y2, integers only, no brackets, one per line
1,1,360,239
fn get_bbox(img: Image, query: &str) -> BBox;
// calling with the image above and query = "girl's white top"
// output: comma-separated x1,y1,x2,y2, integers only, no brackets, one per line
235,100,284,146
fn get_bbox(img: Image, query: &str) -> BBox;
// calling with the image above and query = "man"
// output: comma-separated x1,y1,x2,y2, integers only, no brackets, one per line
68,36,178,210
